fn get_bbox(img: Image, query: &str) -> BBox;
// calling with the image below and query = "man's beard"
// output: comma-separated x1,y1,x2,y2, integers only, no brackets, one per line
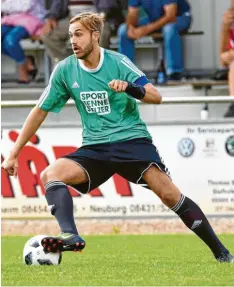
77,42,93,59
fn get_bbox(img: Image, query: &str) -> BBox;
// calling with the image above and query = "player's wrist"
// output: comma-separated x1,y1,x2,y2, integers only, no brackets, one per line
10,147,21,159
9,152,19,159
125,82,146,100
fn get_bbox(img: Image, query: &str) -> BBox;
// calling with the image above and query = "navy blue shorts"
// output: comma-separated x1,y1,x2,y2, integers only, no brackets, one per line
63,137,170,194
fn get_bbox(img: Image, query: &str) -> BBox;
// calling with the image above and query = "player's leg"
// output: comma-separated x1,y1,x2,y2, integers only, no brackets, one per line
143,166,233,263
40,158,88,252
40,146,115,252
114,138,233,262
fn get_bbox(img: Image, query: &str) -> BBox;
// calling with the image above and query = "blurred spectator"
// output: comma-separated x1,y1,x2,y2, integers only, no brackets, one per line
213,1,234,81
118,0,192,81
221,21,234,117
92,0,128,48
41,0,71,65
1,0,46,83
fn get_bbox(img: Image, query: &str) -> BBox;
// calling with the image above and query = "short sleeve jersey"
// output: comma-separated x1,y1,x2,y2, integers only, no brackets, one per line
37,48,152,146
128,0,190,21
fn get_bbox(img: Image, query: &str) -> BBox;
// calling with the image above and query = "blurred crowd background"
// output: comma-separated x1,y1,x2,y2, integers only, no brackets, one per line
1,0,234,117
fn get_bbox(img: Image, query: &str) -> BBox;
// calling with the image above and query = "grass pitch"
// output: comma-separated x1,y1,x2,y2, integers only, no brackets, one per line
1,234,234,286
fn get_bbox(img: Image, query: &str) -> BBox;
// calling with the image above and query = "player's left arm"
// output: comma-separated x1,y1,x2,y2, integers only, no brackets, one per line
141,82,162,104
108,80,161,104
109,56,162,104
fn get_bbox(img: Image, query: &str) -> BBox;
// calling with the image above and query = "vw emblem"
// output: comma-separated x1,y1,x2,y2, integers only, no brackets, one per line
178,138,195,157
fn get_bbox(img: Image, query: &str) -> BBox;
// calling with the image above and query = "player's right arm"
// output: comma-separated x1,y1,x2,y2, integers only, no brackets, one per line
2,62,70,177
1,107,48,177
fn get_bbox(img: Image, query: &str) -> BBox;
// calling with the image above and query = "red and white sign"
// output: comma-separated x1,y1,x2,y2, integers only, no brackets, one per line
1,123,234,218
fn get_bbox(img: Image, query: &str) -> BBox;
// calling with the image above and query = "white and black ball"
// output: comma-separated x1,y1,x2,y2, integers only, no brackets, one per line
23,235,62,265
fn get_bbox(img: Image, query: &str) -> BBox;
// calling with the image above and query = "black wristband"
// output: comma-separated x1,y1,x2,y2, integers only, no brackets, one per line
125,81,146,100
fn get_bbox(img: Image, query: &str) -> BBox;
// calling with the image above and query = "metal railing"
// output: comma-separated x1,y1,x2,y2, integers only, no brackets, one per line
1,96,234,108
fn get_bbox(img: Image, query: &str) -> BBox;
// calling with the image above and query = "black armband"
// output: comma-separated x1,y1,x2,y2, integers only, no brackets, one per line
125,81,146,100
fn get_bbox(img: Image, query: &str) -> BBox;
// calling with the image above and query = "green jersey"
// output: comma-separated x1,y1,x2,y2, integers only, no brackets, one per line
37,48,152,145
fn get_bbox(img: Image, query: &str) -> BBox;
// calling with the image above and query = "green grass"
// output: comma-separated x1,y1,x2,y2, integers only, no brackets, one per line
1,234,234,286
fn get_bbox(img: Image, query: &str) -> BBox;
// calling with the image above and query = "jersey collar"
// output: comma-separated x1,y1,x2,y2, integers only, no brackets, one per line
78,47,104,73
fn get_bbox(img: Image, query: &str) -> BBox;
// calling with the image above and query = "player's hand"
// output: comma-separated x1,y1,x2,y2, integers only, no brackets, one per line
49,19,57,30
1,156,18,177
127,25,146,40
127,25,137,39
108,79,128,92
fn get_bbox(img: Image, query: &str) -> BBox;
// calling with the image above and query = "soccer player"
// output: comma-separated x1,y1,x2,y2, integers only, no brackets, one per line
2,12,233,262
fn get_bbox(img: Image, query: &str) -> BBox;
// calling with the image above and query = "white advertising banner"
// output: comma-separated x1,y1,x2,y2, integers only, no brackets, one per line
1,123,234,218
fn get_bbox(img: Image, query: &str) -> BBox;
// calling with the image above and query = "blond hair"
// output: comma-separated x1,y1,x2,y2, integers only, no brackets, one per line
70,12,104,35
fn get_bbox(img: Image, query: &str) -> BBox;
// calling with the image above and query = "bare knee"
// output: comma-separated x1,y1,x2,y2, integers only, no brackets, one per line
40,166,60,185
159,189,179,207
40,159,88,186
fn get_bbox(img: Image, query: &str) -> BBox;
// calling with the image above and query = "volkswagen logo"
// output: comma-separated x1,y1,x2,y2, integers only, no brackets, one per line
178,138,195,157
225,135,234,156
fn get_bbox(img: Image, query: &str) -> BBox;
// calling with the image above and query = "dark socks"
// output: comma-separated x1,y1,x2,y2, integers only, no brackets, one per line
45,181,78,235
171,194,229,258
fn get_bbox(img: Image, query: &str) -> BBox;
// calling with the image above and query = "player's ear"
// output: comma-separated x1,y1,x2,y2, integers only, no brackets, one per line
92,31,100,43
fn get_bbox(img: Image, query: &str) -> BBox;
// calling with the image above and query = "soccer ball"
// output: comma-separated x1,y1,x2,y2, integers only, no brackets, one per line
23,235,62,265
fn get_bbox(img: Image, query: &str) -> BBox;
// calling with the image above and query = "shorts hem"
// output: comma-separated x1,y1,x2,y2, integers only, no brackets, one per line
136,162,170,184
63,158,91,194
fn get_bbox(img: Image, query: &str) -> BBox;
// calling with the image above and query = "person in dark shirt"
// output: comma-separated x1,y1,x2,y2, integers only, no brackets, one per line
93,0,127,48
41,0,71,65
118,0,192,81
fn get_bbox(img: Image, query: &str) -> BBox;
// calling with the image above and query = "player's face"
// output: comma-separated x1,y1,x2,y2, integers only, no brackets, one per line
69,22,95,59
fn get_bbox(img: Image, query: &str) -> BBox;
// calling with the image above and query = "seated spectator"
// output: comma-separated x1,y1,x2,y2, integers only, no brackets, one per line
1,0,46,83
93,0,127,49
213,0,234,81
118,0,192,81
41,0,71,66
221,21,234,117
